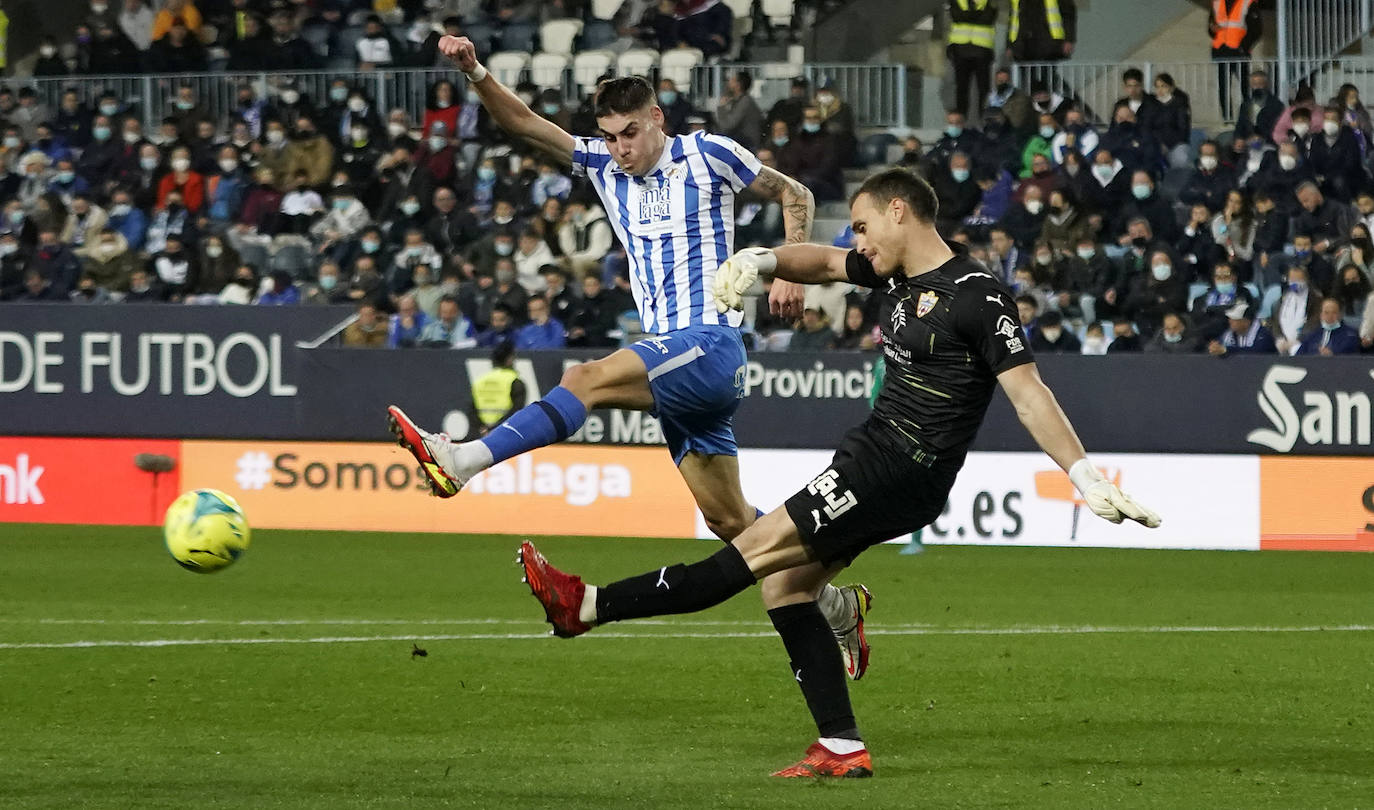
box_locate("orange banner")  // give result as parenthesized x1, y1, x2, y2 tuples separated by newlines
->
(0, 437, 182, 526)
(178, 441, 698, 537)
(1259, 457, 1374, 551)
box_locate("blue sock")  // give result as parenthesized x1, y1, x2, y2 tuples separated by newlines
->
(755, 507, 765, 519)
(479, 386, 588, 465)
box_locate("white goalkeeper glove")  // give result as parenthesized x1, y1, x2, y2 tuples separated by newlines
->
(712, 247, 776, 314)
(1068, 459, 1162, 528)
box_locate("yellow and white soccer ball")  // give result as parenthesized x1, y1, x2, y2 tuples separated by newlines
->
(163, 489, 251, 573)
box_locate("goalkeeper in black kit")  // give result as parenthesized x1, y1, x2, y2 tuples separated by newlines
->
(518, 168, 1162, 778)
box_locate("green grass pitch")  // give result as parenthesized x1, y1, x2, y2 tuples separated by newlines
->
(2, 525, 1372, 809)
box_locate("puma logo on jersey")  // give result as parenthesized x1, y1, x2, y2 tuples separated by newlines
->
(655, 567, 669, 589)
(986, 294, 1004, 306)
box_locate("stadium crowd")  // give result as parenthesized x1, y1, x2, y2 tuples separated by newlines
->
(1, 0, 1371, 357)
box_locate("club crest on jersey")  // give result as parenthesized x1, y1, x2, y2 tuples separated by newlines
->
(916, 290, 939, 318)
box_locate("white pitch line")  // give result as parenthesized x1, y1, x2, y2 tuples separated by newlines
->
(2, 625, 1373, 650)
(0, 618, 787, 628)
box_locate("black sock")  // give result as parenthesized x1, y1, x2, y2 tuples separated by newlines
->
(768, 602, 861, 740)
(595, 545, 756, 623)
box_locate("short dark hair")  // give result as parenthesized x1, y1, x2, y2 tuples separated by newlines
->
(735, 72, 753, 92)
(850, 168, 939, 224)
(593, 76, 655, 118)
(1039, 310, 1063, 327)
(1123, 68, 1144, 83)
(439, 293, 459, 308)
(493, 341, 516, 366)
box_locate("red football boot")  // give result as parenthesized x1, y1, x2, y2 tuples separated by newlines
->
(771, 741, 873, 778)
(518, 540, 591, 638)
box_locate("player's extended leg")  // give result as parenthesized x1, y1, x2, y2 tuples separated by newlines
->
(677, 452, 873, 680)
(519, 507, 872, 778)
(389, 349, 653, 496)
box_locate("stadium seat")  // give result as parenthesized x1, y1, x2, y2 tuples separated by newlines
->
(581, 19, 617, 50)
(659, 47, 703, 89)
(761, 0, 795, 27)
(1188, 282, 1209, 302)
(1258, 284, 1282, 319)
(540, 19, 584, 57)
(500, 22, 539, 53)
(488, 52, 533, 87)
(574, 50, 616, 94)
(531, 53, 570, 91)
(617, 48, 660, 80)
(463, 22, 496, 55)
(335, 26, 364, 60)
(301, 24, 331, 58)
(590, 0, 622, 20)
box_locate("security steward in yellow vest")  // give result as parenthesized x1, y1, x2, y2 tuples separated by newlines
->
(471, 341, 527, 434)
(1209, 0, 1262, 118)
(1006, 0, 1076, 63)
(948, 0, 998, 120)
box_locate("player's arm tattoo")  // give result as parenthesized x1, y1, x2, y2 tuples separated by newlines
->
(749, 167, 815, 245)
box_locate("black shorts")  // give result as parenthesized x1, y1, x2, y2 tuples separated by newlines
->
(783, 420, 959, 566)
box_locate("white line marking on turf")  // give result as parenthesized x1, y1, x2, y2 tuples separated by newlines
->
(3, 625, 1373, 650)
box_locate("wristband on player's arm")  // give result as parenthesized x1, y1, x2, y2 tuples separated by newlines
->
(1067, 458, 1104, 495)
(464, 63, 488, 83)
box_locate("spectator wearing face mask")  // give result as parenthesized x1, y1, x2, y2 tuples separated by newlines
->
(1115, 171, 1178, 243)
(1176, 203, 1222, 282)
(1028, 310, 1081, 353)
(999, 184, 1047, 249)
(656, 78, 695, 138)
(1293, 296, 1359, 355)
(80, 229, 136, 293)
(1234, 71, 1285, 145)
(1281, 106, 1317, 160)
(1179, 141, 1236, 213)
(931, 151, 982, 235)
(256, 269, 300, 306)
(337, 121, 384, 187)
(1079, 322, 1108, 355)
(1309, 107, 1364, 203)
(122, 267, 167, 302)
(775, 106, 845, 202)
(1081, 148, 1130, 215)
(1282, 232, 1336, 294)
(343, 302, 389, 347)
(413, 122, 458, 189)
(304, 261, 351, 306)
(422, 81, 462, 142)
(978, 108, 1022, 172)
(356, 14, 401, 69)
(1332, 263, 1371, 326)
(1098, 104, 1161, 175)
(285, 117, 334, 188)
(929, 110, 985, 174)
(558, 199, 614, 279)
(149, 234, 198, 301)
(1272, 84, 1323, 145)
(33, 37, 68, 76)
(390, 228, 444, 296)
(530, 161, 572, 207)
(1190, 261, 1254, 341)
(1049, 105, 1098, 164)
(191, 234, 239, 297)
(512, 229, 554, 294)
(1273, 264, 1323, 354)
(1039, 189, 1088, 255)
(155, 146, 204, 213)
(62, 195, 108, 252)
(311, 186, 372, 257)
(1144, 311, 1198, 353)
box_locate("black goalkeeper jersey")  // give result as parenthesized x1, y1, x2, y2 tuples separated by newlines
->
(846, 243, 1035, 465)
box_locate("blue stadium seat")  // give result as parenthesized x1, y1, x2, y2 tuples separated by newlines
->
(581, 20, 617, 50)
(463, 22, 496, 55)
(500, 22, 539, 53)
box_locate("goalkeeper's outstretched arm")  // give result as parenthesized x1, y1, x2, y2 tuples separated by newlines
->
(769, 244, 853, 284)
(997, 363, 1162, 528)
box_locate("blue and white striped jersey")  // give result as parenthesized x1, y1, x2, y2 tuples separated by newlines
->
(571, 132, 762, 334)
